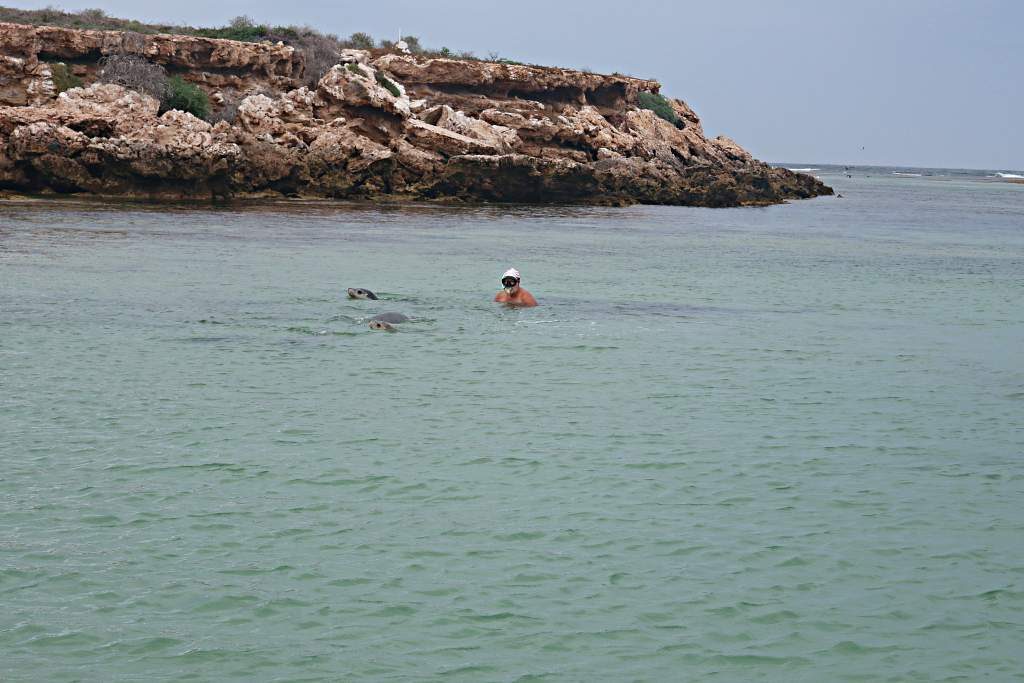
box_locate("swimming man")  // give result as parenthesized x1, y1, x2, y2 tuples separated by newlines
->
(494, 268, 538, 307)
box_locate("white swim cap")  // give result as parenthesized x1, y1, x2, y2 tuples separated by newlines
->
(502, 268, 521, 281)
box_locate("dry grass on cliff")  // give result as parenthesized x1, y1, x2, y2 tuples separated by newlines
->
(95, 54, 210, 119)
(0, 7, 383, 52)
(0, 6, 531, 68)
(97, 54, 167, 101)
(1, 6, 190, 35)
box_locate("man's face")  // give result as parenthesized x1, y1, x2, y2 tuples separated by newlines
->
(502, 277, 520, 295)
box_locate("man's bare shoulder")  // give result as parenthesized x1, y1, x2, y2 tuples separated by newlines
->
(494, 289, 538, 306)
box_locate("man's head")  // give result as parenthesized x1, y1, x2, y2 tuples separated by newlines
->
(501, 268, 521, 294)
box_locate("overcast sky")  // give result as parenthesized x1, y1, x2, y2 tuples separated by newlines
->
(8, 0, 1021, 169)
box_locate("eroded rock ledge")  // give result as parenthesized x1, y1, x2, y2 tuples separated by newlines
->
(0, 21, 831, 205)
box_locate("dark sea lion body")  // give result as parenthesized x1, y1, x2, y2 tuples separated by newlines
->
(368, 312, 410, 332)
(370, 313, 409, 324)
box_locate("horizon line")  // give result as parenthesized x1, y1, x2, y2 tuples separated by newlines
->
(770, 162, 1022, 173)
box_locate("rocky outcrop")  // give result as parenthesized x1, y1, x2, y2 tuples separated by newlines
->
(0, 21, 831, 205)
(0, 21, 301, 106)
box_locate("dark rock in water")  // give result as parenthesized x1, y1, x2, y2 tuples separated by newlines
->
(0, 21, 832, 206)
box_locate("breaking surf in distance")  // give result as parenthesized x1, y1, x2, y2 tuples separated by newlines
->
(774, 163, 1024, 183)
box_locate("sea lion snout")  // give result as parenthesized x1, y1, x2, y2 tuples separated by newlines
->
(368, 320, 395, 332)
(347, 287, 379, 300)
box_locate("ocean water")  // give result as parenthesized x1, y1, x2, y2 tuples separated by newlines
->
(2, 170, 1023, 681)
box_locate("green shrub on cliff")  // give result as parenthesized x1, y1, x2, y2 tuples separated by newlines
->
(375, 72, 401, 98)
(163, 76, 210, 120)
(195, 15, 271, 42)
(346, 63, 368, 78)
(49, 62, 82, 94)
(347, 32, 375, 49)
(194, 24, 269, 41)
(638, 91, 681, 127)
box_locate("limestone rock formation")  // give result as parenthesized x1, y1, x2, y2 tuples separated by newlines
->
(0, 21, 831, 205)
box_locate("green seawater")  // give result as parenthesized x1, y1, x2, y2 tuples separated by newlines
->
(2, 172, 1023, 681)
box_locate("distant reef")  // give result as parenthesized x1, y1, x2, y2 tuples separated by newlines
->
(0, 19, 832, 206)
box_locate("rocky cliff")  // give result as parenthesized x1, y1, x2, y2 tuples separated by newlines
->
(0, 22, 831, 205)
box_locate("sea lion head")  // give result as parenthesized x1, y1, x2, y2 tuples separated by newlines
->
(368, 320, 396, 332)
(347, 287, 379, 300)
